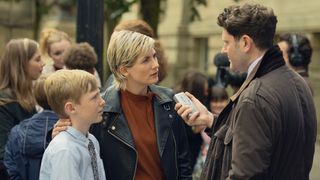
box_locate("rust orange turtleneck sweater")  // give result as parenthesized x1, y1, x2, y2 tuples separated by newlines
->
(120, 90, 165, 180)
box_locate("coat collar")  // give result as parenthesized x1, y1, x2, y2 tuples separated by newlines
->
(149, 85, 173, 104)
(230, 45, 285, 102)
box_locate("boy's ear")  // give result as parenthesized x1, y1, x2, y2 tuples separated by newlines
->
(64, 101, 76, 114)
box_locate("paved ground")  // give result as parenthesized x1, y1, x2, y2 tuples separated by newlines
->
(310, 142, 320, 180)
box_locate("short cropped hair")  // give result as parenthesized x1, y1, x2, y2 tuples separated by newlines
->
(114, 19, 169, 83)
(217, 3, 277, 50)
(278, 33, 312, 67)
(63, 42, 97, 74)
(107, 30, 155, 90)
(44, 69, 98, 118)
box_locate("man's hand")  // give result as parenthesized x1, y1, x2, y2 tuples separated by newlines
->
(175, 92, 214, 129)
(191, 125, 207, 134)
(52, 118, 72, 138)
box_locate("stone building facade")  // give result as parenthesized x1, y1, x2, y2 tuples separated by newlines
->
(1, 0, 320, 123)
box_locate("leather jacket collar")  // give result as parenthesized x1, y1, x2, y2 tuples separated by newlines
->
(101, 84, 175, 156)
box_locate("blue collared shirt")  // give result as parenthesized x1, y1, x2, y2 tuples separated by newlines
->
(39, 127, 106, 180)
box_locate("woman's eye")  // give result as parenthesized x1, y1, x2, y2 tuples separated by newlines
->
(92, 94, 98, 100)
(143, 57, 150, 63)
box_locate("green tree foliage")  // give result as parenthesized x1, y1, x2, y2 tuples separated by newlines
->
(104, 0, 137, 42)
(189, 0, 207, 22)
(139, 0, 162, 37)
(1, 0, 241, 39)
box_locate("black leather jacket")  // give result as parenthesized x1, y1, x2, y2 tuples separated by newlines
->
(91, 85, 192, 180)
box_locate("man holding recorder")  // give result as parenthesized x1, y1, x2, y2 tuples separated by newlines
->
(175, 3, 317, 180)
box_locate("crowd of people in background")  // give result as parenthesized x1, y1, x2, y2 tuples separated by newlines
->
(0, 2, 317, 180)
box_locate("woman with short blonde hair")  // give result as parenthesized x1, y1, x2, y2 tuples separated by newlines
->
(99, 30, 192, 179)
(107, 30, 155, 90)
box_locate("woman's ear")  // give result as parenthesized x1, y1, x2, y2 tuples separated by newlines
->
(119, 66, 128, 77)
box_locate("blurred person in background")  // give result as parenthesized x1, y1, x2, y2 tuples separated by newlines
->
(193, 86, 229, 180)
(63, 42, 101, 87)
(39, 28, 71, 73)
(211, 52, 246, 94)
(4, 74, 58, 180)
(175, 70, 209, 171)
(278, 33, 313, 95)
(208, 86, 229, 115)
(39, 28, 101, 87)
(0, 38, 44, 178)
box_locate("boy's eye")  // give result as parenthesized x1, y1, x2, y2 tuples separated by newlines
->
(54, 51, 63, 56)
(91, 93, 99, 100)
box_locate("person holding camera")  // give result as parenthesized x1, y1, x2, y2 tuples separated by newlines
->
(212, 52, 246, 94)
(175, 3, 317, 180)
(278, 33, 313, 95)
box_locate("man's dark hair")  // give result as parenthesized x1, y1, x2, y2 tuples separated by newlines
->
(278, 33, 312, 67)
(63, 42, 97, 74)
(217, 3, 277, 50)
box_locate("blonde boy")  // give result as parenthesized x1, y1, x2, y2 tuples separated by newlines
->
(39, 69, 106, 180)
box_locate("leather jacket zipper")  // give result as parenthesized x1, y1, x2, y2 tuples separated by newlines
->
(107, 130, 138, 180)
(172, 130, 179, 180)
